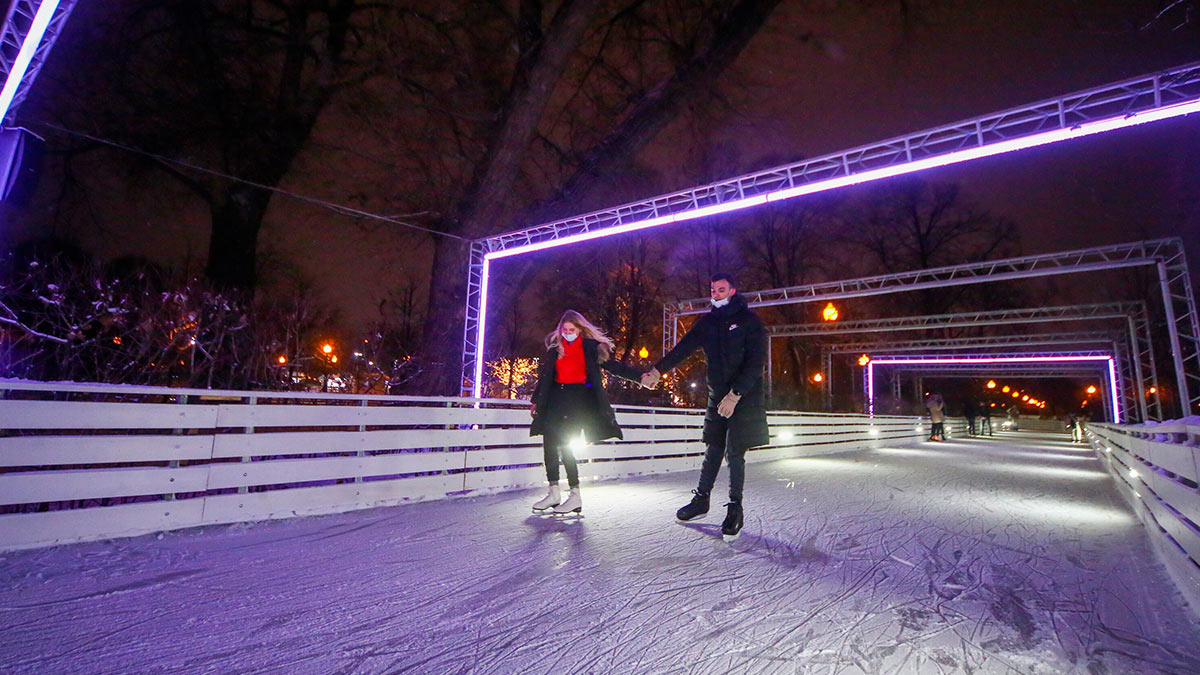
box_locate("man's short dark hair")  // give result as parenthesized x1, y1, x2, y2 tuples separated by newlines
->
(710, 272, 736, 287)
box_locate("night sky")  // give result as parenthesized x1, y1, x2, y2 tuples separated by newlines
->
(3, 0, 1199, 410)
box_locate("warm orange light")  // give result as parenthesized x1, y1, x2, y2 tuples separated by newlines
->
(858, 354, 870, 366)
(822, 302, 839, 321)
(986, 380, 996, 389)
(331, 355, 338, 364)
(1086, 385, 1097, 395)
(1021, 395, 1029, 401)
(278, 355, 287, 364)
(990, 403, 996, 407)
(322, 343, 333, 354)
(812, 372, 824, 383)
(1002, 385, 1011, 393)
(638, 346, 650, 359)
(112, 336, 122, 345)
(1012, 391, 1020, 398)
(1148, 387, 1157, 394)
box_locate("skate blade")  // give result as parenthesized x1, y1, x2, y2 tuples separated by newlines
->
(722, 532, 741, 542)
(532, 504, 560, 512)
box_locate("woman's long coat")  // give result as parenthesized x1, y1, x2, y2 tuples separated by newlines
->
(529, 338, 642, 442)
(653, 293, 770, 451)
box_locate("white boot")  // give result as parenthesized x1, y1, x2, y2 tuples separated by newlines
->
(532, 484, 561, 511)
(552, 487, 582, 514)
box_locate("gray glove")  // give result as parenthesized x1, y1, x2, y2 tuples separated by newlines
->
(717, 391, 741, 418)
(641, 368, 661, 389)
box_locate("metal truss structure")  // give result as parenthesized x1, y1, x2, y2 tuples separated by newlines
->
(762, 302, 1161, 421)
(0, 0, 78, 124)
(462, 60, 1200, 398)
(808, 330, 1153, 422)
(665, 240, 1195, 417)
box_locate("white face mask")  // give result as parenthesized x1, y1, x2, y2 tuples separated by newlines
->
(711, 297, 730, 308)
(562, 332, 579, 343)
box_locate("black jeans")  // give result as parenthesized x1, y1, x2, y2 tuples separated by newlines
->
(696, 417, 746, 502)
(542, 384, 590, 487)
(931, 422, 944, 440)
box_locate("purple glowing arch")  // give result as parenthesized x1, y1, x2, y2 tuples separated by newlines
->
(866, 354, 1120, 423)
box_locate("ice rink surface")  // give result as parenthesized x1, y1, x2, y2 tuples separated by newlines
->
(2, 431, 1199, 674)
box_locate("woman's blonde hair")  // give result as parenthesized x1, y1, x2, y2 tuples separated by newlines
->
(544, 309, 615, 362)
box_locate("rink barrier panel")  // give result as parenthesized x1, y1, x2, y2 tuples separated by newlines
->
(1089, 422, 1200, 613)
(0, 379, 940, 551)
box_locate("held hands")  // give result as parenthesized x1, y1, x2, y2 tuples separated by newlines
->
(717, 391, 741, 418)
(640, 368, 661, 389)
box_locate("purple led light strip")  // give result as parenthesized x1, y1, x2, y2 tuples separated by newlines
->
(0, 0, 61, 122)
(865, 355, 1119, 423)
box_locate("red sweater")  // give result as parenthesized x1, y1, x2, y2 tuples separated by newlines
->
(555, 338, 587, 384)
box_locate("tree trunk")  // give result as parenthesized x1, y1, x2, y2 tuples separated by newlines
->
(207, 183, 274, 293)
(411, 235, 472, 394)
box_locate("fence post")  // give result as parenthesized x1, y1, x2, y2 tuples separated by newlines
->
(239, 395, 256, 494)
(356, 398, 367, 483)
(166, 393, 188, 501)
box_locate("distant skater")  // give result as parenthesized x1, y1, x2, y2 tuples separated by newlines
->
(1007, 404, 1020, 431)
(926, 393, 946, 441)
(978, 400, 994, 436)
(963, 397, 978, 435)
(642, 272, 769, 541)
(529, 310, 643, 514)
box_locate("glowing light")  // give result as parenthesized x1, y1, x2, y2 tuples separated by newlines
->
(569, 432, 587, 451)
(331, 355, 338, 364)
(780, 431, 794, 440)
(112, 336, 122, 345)
(278, 355, 287, 365)
(1002, 385, 1011, 393)
(864, 354, 1120, 423)
(1129, 468, 1139, 479)
(858, 354, 870, 366)
(1086, 385, 1097, 394)
(868, 427, 879, 436)
(1148, 386, 1157, 394)
(987, 380, 996, 389)
(812, 372, 824, 383)
(638, 346, 650, 359)
(990, 403, 996, 407)
(0, 0, 63, 123)
(822, 302, 839, 321)
(1022, 395, 1029, 401)
(322, 343, 333, 354)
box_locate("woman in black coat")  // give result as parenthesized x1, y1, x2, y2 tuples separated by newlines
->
(529, 310, 642, 514)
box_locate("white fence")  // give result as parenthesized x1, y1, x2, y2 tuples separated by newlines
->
(0, 379, 935, 551)
(1089, 422, 1200, 612)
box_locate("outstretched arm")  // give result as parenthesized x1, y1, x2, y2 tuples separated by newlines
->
(600, 358, 643, 384)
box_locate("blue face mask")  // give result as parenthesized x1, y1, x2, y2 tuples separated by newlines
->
(711, 297, 730, 308)
(562, 332, 579, 343)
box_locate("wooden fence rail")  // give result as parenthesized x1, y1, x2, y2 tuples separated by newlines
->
(0, 379, 940, 551)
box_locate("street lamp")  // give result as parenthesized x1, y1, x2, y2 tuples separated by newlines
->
(822, 302, 839, 321)
(1086, 385, 1097, 395)
(638, 346, 650, 359)
(812, 372, 824, 383)
(1002, 385, 1010, 393)
(858, 354, 870, 366)
(986, 380, 996, 389)
(322, 343, 333, 355)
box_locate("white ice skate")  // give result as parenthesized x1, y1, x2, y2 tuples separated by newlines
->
(552, 487, 582, 515)
(532, 484, 561, 512)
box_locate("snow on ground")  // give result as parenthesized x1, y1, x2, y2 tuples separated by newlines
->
(2, 431, 1199, 674)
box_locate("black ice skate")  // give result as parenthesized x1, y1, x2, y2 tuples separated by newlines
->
(676, 489, 709, 521)
(721, 501, 743, 542)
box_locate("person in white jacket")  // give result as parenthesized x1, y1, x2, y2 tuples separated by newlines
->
(925, 393, 946, 441)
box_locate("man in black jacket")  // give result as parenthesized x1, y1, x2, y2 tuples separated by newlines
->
(642, 272, 769, 541)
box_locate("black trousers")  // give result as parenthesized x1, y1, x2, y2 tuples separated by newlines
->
(696, 416, 746, 502)
(542, 384, 590, 487)
(979, 417, 993, 435)
(931, 422, 945, 440)
(966, 416, 976, 434)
